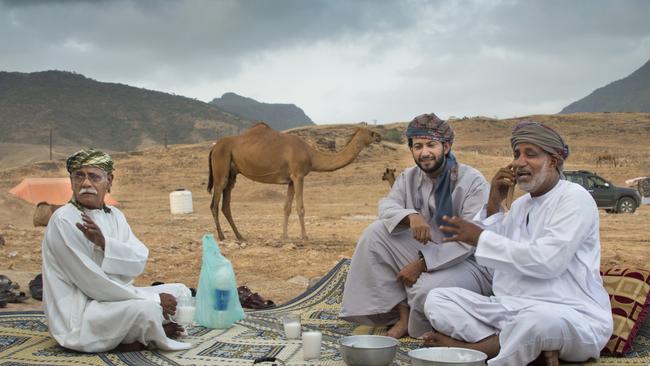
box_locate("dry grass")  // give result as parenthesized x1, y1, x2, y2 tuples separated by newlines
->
(0, 112, 649, 311)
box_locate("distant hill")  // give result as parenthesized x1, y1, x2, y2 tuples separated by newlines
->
(560, 59, 650, 114)
(210, 92, 314, 131)
(0, 71, 253, 151)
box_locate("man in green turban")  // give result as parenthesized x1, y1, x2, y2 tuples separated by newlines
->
(41, 149, 193, 352)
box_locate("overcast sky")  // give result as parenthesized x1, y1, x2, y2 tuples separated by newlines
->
(2, 0, 649, 124)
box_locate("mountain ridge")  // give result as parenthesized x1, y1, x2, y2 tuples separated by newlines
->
(0, 70, 253, 151)
(560, 59, 650, 114)
(210, 92, 314, 131)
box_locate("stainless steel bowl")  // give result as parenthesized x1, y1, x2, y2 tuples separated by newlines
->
(408, 347, 487, 366)
(339, 335, 399, 366)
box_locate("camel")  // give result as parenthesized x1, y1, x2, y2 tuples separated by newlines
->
(382, 167, 396, 188)
(208, 123, 382, 240)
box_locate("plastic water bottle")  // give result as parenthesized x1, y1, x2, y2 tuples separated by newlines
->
(214, 265, 232, 328)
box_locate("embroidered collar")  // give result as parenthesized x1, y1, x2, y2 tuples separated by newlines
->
(69, 197, 111, 213)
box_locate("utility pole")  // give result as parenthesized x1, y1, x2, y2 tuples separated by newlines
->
(49, 128, 53, 160)
(164, 131, 168, 149)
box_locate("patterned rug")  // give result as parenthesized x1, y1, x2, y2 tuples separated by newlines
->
(1, 259, 650, 365)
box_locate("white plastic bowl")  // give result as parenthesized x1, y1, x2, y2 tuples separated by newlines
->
(408, 347, 487, 366)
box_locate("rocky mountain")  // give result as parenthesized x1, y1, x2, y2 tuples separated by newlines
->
(210, 92, 314, 131)
(0, 71, 253, 151)
(560, 59, 650, 114)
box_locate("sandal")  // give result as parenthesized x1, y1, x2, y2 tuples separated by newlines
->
(0, 292, 8, 308)
(0, 274, 28, 303)
(1, 289, 28, 303)
(29, 274, 43, 301)
(237, 286, 276, 309)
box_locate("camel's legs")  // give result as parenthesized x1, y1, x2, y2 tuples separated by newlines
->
(208, 144, 232, 240)
(282, 182, 295, 240)
(293, 175, 307, 240)
(210, 188, 226, 240)
(222, 169, 244, 241)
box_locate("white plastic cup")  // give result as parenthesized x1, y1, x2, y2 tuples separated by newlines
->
(282, 313, 301, 339)
(174, 296, 196, 326)
(302, 330, 322, 360)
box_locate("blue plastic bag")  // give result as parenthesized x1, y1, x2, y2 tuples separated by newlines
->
(195, 234, 245, 329)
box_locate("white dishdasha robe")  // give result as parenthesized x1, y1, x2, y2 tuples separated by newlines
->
(42, 204, 192, 352)
(340, 164, 493, 337)
(424, 179, 613, 365)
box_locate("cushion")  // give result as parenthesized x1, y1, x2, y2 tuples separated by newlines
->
(600, 268, 650, 356)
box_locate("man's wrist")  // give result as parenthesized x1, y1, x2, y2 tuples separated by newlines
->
(418, 251, 428, 272)
(470, 228, 483, 246)
(486, 200, 501, 216)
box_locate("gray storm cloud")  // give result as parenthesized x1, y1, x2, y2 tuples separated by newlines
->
(1, 0, 649, 123)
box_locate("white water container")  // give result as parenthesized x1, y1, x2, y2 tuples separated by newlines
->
(170, 189, 193, 214)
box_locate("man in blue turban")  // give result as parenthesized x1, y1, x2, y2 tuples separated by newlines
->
(340, 113, 493, 338)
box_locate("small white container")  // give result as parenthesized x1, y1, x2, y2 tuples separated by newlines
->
(170, 189, 193, 214)
(302, 331, 322, 360)
(283, 314, 302, 339)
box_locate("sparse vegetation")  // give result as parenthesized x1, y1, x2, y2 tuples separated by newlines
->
(381, 128, 404, 144)
(0, 71, 253, 151)
(1, 113, 649, 307)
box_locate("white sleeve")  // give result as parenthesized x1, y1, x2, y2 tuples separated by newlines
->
(475, 191, 594, 279)
(45, 215, 155, 302)
(102, 211, 149, 277)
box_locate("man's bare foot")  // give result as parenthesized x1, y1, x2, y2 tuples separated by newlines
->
(163, 322, 184, 338)
(422, 331, 500, 359)
(386, 318, 409, 338)
(386, 303, 410, 338)
(114, 342, 146, 352)
(422, 331, 468, 347)
(542, 351, 559, 366)
(528, 350, 560, 366)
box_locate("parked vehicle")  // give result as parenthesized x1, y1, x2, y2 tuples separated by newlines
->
(564, 170, 641, 213)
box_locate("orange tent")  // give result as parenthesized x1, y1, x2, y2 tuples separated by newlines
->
(9, 178, 118, 206)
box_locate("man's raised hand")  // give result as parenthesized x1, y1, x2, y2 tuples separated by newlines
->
(487, 164, 516, 216)
(439, 215, 482, 246)
(76, 213, 106, 250)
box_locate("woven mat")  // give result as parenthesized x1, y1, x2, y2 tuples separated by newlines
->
(1, 259, 650, 365)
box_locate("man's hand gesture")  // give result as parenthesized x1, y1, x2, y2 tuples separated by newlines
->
(397, 258, 426, 287)
(408, 213, 432, 244)
(487, 164, 515, 216)
(159, 293, 177, 320)
(440, 215, 483, 246)
(76, 213, 106, 250)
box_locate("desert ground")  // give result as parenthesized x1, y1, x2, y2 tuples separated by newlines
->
(1, 113, 649, 312)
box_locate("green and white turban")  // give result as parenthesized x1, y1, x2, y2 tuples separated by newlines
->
(66, 149, 114, 174)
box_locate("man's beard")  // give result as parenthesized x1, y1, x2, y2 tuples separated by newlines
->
(415, 154, 446, 174)
(517, 160, 550, 193)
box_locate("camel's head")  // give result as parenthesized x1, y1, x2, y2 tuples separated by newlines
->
(382, 168, 396, 181)
(357, 128, 382, 145)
